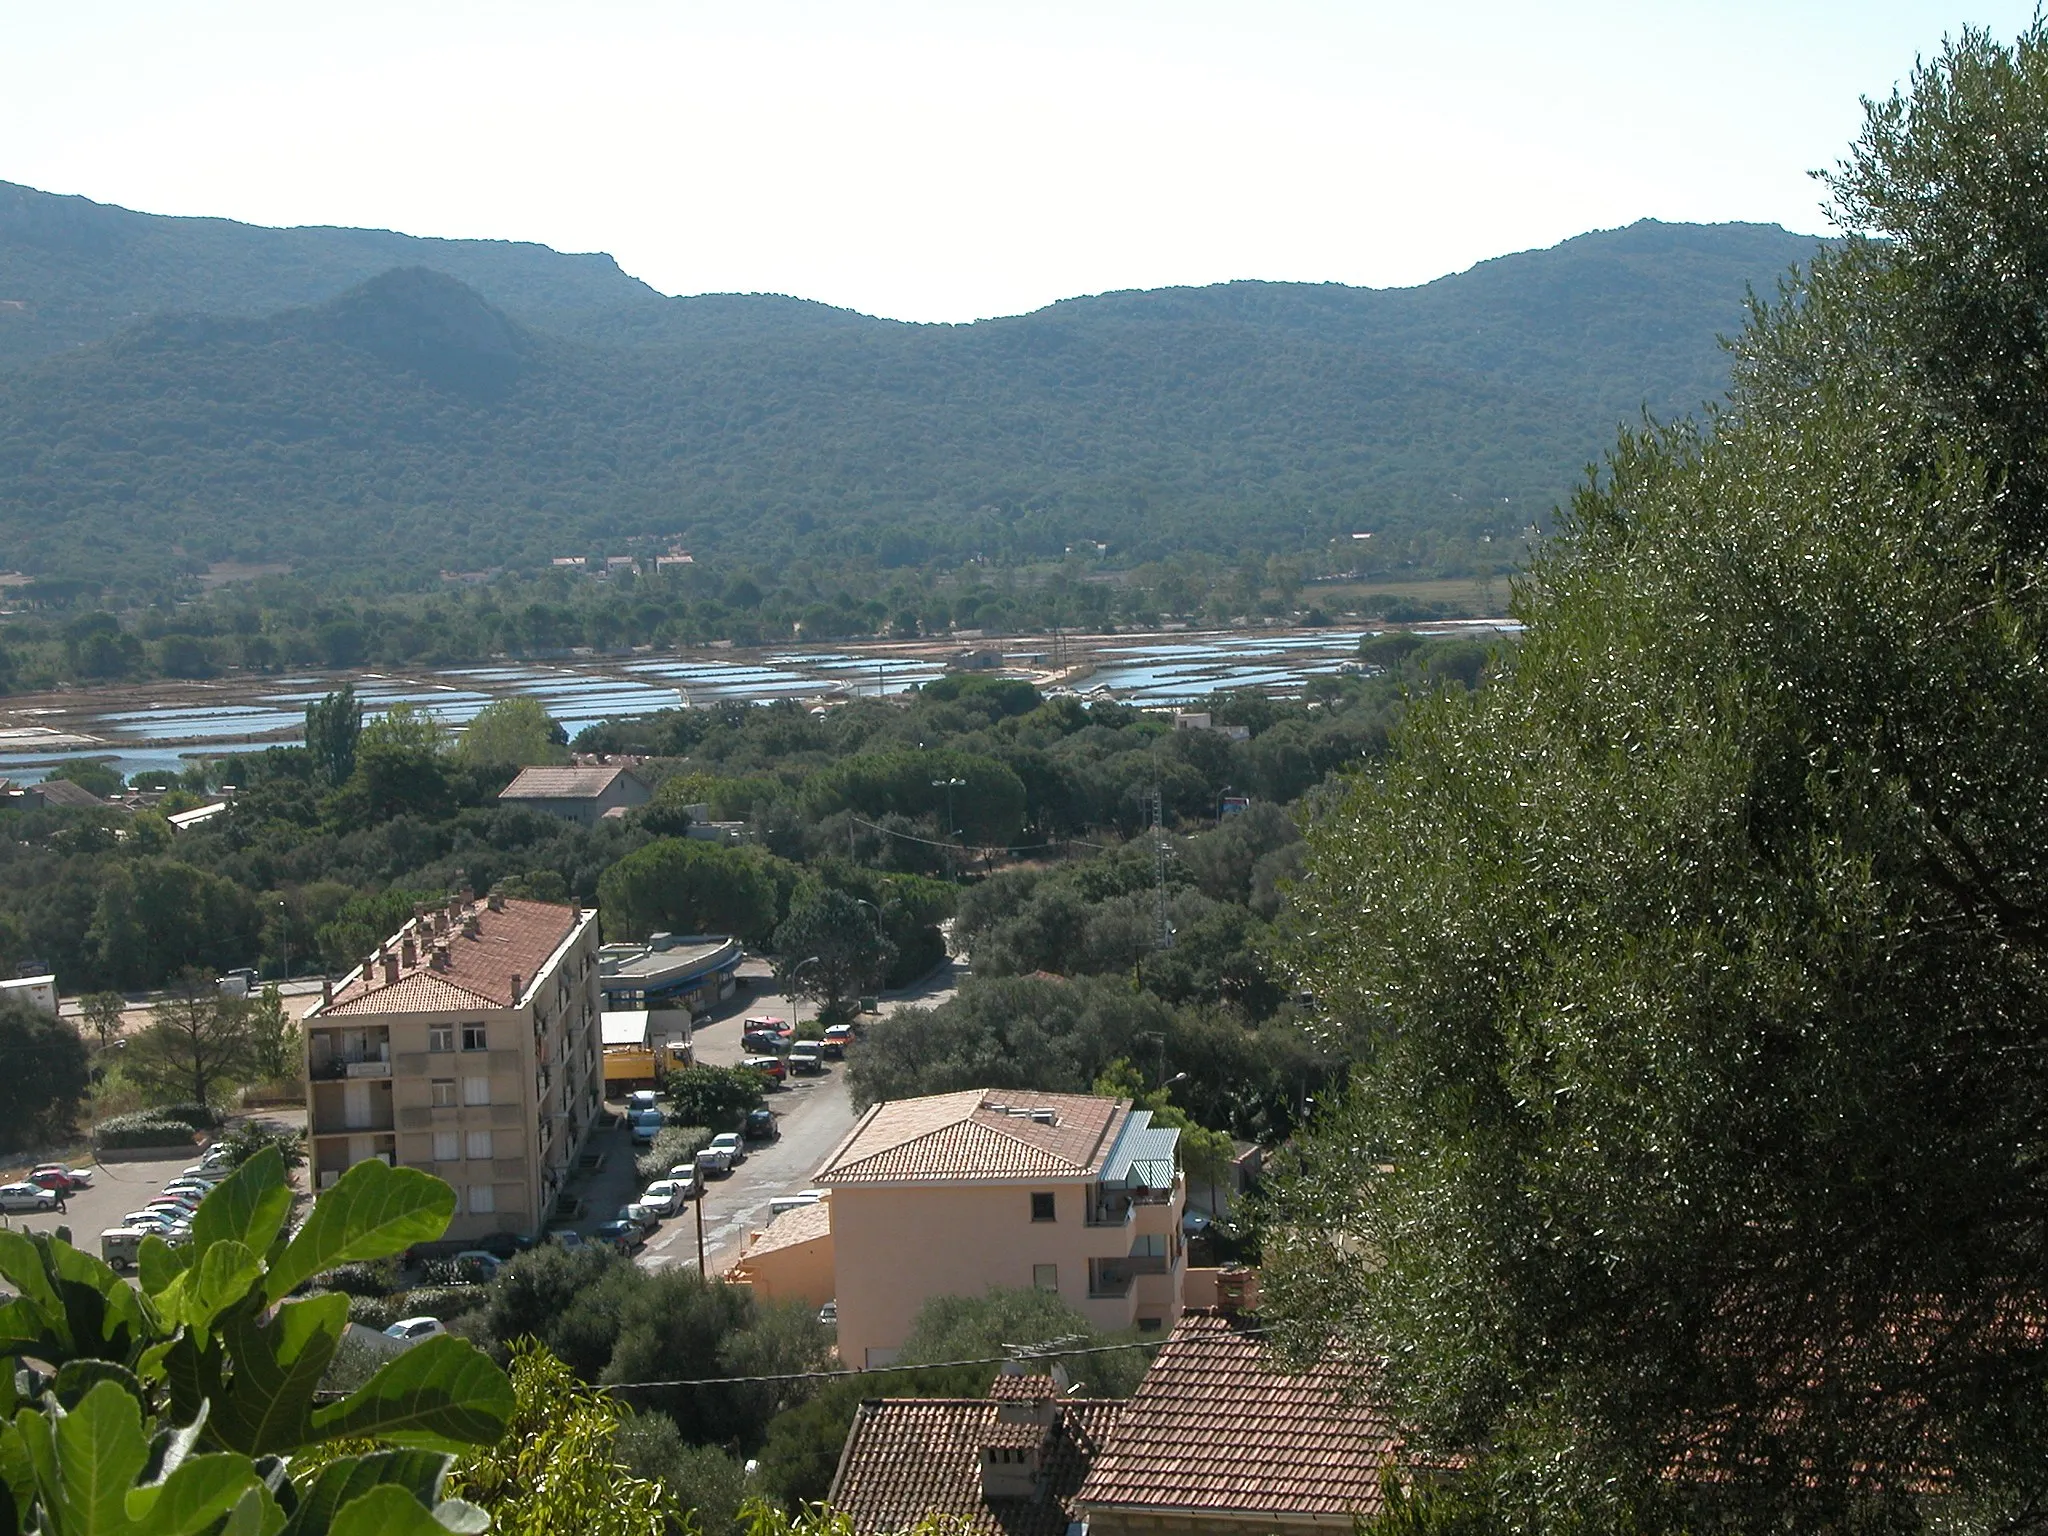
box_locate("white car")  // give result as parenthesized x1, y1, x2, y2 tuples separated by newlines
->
(178, 1167, 226, 1184)
(0, 1183, 58, 1213)
(706, 1133, 745, 1167)
(667, 1162, 703, 1195)
(123, 1211, 189, 1233)
(383, 1316, 446, 1344)
(160, 1182, 215, 1200)
(696, 1145, 732, 1175)
(640, 1180, 687, 1216)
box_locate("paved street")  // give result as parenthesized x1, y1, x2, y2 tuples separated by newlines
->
(628, 959, 957, 1273)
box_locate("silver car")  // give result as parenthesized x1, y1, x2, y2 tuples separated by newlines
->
(0, 1183, 57, 1213)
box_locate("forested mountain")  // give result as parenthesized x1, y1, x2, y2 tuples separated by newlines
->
(0, 181, 1822, 586)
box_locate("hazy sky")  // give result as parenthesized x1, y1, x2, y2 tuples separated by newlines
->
(6, 2, 2037, 323)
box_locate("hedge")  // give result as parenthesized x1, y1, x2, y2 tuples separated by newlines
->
(635, 1124, 712, 1185)
(94, 1108, 215, 1149)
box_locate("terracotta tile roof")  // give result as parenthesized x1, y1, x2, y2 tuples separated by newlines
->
(743, 1199, 832, 1258)
(1075, 1310, 1399, 1522)
(987, 1374, 1060, 1402)
(830, 1398, 1121, 1536)
(498, 765, 642, 800)
(318, 898, 585, 1015)
(816, 1090, 1128, 1186)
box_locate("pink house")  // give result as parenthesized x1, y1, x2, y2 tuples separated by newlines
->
(816, 1089, 1187, 1368)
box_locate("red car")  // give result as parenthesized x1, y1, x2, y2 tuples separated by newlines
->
(28, 1167, 91, 1193)
(741, 1054, 787, 1083)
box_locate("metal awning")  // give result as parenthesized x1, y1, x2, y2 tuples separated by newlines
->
(1101, 1110, 1179, 1191)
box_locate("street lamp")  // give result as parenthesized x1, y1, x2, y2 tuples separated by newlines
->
(930, 777, 966, 840)
(277, 900, 290, 984)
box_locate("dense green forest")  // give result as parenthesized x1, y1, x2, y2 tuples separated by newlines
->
(0, 180, 1818, 594)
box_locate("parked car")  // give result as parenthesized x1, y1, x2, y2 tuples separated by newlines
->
(100, 1228, 149, 1268)
(30, 1164, 93, 1190)
(629, 1109, 665, 1145)
(707, 1132, 746, 1168)
(667, 1161, 704, 1196)
(1181, 1209, 1213, 1238)
(546, 1229, 586, 1251)
(818, 1299, 838, 1326)
(160, 1180, 217, 1200)
(447, 1250, 504, 1282)
(626, 1090, 660, 1114)
(383, 1316, 447, 1345)
(696, 1145, 733, 1176)
(122, 1210, 188, 1232)
(821, 1024, 855, 1059)
(181, 1164, 227, 1181)
(216, 967, 261, 998)
(466, 1231, 538, 1260)
(593, 1220, 646, 1253)
(787, 1044, 825, 1076)
(740, 1055, 786, 1083)
(744, 1107, 779, 1141)
(149, 1193, 202, 1212)
(640, 1180, 688, 1216)
(741, 1028, 786, 1054)
(744, 1015, 792, 1039)
(618, 1201, 665, 1233)
(0, 1183, 58, 1213)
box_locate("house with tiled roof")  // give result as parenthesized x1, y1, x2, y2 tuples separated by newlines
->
(497, 764, 650, 826)
(829, 1373, 1121, 1536)
(726, 1198, 836, 1308)
(1074, 1286, 1404, 1535)
(300, 892, 603, 1242)
(816, 1089, 1186, 1368)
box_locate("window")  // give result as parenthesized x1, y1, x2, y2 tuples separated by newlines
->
(1137, 1316, 1164, 1333)
(467, 1184, 495, 1214)
(1030, 1192, 1056, 1223)
(1032, 1264, 1059, 1293)
(430, 1079, 456, 1108)
(466, 1129, 493, 1161)
(433, 1131, 460, 1162)
(462, 1023, 488, 1052)
(463, 1075, 491, 1106)
(427, 1027, 454, 1054)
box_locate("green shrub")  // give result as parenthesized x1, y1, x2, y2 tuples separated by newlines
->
(635, 1123, 712, 1184)
(93, 1108, 209, 1148)
(345, 1292, 402, 1330)
(324, 1258, 402, 1297)
(403, 1285, 490, 1323)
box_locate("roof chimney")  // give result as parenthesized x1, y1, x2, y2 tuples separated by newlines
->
(321, 978, 333, 1008)
(462, 914, 481, 939)
(509, 972, 523, 1004)
(487, 891, 505, 912)
(401, 937, 417, 968)
(381, 953, 400, 985)
(1215, 1265, 1261, 1316)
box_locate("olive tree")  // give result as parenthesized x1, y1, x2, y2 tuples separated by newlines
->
(1264, 23, 2048, 1533)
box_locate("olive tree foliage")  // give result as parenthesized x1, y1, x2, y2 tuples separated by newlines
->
(1262, 26, 2048, 1535)
(0, 1149, 515, 1533)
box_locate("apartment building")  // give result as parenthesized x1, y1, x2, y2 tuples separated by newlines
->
(816, 1089, 1186, 1368)
(301, 893, 603, 1243)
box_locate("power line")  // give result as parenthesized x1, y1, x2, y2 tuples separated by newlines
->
(592, 1332, 1215, 1393)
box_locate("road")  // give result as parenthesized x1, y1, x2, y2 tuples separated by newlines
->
(629, 959, 958, 1274)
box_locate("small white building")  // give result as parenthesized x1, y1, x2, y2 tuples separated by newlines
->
(497, 765, 651, 828)
(0, 975, 58, 1016)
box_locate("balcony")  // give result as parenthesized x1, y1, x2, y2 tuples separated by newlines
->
(312, 1057, 390, 1081)
(307, 1028, 391, 1081)
(1088, 1258, 1134, 1299)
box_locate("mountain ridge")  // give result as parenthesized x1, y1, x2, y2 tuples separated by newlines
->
(0, 180, 1825, 588)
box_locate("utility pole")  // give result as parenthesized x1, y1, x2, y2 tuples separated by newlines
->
(933, 777, 966, 877)
(694, 1186, 705, 1272)
(1151, 785, 1173, 951)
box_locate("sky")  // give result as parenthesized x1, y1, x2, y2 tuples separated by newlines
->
(5, 2, 2040, 323)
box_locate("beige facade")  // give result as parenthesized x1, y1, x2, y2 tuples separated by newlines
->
(302, 894, 604, 1243)
(725, 1200, 836, 1307)
(816, 1090, 1186, 1369)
